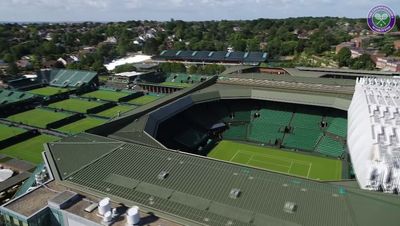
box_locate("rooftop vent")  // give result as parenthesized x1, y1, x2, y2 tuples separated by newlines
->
(98, 197, 111, 216)
(102, 211, 112, 225)
(229, 188, 241, 199)
(126, 206, 141, 226)
(283, 201, 297, 213)
(158, 171, 169, 180)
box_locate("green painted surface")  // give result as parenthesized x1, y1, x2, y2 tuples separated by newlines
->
(81, 90, 130, 102)
(0, 135, 59, 163)
(8, 108, 72, 128)
(208, 140, 342, 181)
(127, 95, 160, 105)
(0, 124, 26, 141)
(49, 98, 104, 113)
(28, 87, 70, 96)
(96, 105, 136, 118)
(57, 117, 106, 134)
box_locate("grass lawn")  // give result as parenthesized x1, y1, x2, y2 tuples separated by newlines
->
(49, 98, 104, 113)
(127, 95, 160, 105)
(0, 124, 26, 141)
(208, 140, 342, 181)
(96, 105, 136, 118)
(8, 108, 71, 128)
(159, 82, 192, 88)
(0, 135, 60, 164)
(57, 117, 106, 134)
(28, 87, 71, 96)
(81, 90, 130, 102)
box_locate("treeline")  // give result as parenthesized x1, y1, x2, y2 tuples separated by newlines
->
(160, 62, 225, 75)
(336, 47, 376, 70)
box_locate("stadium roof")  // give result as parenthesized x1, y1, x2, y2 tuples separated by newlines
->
(45, 133, 400, 226)
(0, 89, 35, 106)
(284, 67, 400, 78)
(155, 50, 268, 64)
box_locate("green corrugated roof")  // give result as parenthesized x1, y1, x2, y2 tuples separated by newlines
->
(47, 136, 400, 226)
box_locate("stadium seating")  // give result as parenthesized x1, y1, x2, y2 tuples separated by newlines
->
(326, 117, 347, 137)
(316, 136, 345, 157)
(255, 108, 293, 126)
(290, 111, 322, 129)
(49, 70, 96, 88)
(166, 73, 200, 84)
(283, 128, 322, 151)
(248, 122, 283, 144)
(223, 124, 248, 140)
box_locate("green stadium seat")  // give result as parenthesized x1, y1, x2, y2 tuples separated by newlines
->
(248, 122, 283, 144)
(223, 124, 248, 140)
(283, 128, 322, 151)
(290, 112, 322, 129)
(316, 136, 345, 157)
(326, 117, 347, 137)
(255, 109, 292, 126)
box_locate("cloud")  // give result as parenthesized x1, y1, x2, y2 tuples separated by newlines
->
(0, 0, 398, 21)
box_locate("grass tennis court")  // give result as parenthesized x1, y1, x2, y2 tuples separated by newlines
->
(49, 98, 104, 113)
(28, 86, 71, 96)
(0, 135, 59, 164)
(8, 108, 72, 128)
(208, 140, 342, 181)
(81, 90, 131, 102)
(0, 124, 26, 141)
(57, 117, 106, 134)
(160, 82, 192, 88)
(96, 105, 136, 118)
(127, 95, 160, 105)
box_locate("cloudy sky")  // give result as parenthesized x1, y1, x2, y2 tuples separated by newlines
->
(0, 0, 399, 22)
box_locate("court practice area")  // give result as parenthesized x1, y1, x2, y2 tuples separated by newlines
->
(28, 86, 71, 96)
(0, 135, 60, 164)
(208, 140, 342, 181)
(81, 90, 130, 102)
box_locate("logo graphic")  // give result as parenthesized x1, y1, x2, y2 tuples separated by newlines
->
(367, 5, 396, 33)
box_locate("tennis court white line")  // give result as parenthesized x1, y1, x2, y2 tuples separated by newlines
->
(306, 163, 312, 178)
(248, 157, 291, 170)
(288, 161, 294, 173)
(229, 151, 241, 161)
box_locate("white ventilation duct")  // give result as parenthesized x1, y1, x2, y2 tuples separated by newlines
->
(98, 197, 111, 215)
(102, 210, 112, 224)
(126, 206, 140, 225)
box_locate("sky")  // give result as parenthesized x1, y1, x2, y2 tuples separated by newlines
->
(0, 0, 399, 22)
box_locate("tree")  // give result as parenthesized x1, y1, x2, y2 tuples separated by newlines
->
(187, 65, 198, 74)
(143, 38, 160, 55)
(381, 44, 394, 56)
(337, 47, 351, 67)
(114, 64, 136, 73)
(6, 62, 18, 76)
(350, 54, 375, 70)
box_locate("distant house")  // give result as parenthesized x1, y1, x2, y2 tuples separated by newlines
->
(297, 34, 309, 40)
(394, 40, 400, 51)
(376, 57, 400, 72)
(16, 59, 31, 69)
(350, 48, 364, 58)
(57, 58, 68, 66)
(103, 36, 117, 45)
(42, 60, 58, 69)
(0, 60, 8, 69)
(336, 42, 355, 54)
(79, 46, 96, 55)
